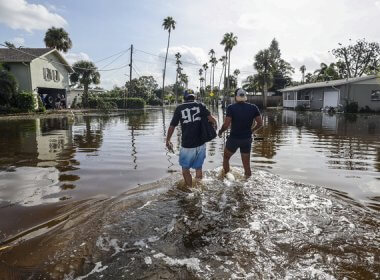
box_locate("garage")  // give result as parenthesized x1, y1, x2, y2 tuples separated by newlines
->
(38, 87, 67, 109)
(323, 90, 339, 108)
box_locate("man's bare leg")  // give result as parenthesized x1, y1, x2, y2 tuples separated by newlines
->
(195, 169, 202, 180)
(241, 152, 251, 178)
(223, 148, 234, 174)
(182, 168, 192, 187)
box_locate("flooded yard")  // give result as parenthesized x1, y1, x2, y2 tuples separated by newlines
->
(0, 108, 379, 279)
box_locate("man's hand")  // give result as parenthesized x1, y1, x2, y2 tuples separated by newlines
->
(166, 140, 174, 153)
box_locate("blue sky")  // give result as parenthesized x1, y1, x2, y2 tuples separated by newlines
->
(1, 0, 380, 89)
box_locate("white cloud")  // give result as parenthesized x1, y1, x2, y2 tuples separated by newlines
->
(0, 0, 67, 32)
(11, 37, 25, 47)
(63, 52, 90, 65)
(375, 1, 380, 9)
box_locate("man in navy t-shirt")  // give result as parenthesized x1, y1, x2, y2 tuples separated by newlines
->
(166, 90, 217, 187)
(218, 88, 263, 178)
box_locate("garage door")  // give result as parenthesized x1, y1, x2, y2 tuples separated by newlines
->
(323, 90, 339, 108)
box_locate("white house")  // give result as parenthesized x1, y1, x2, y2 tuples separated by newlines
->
(0, 48, 73, 109)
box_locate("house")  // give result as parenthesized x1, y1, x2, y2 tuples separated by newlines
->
(67, 87, 105, 108)
(280, 75, 380, 111)
(0, 48, 73, 109)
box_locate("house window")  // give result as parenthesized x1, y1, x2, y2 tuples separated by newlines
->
(43, 68, 60, 82)
(371, 90, 380, 101)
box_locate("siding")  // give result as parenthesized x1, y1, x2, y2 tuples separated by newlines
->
(7, 62, 32, 91)
(30, 52, 70, 91)
(350, 84, 380, 111)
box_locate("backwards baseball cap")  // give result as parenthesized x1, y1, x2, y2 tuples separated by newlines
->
(184, 89, 195, 100)
(235, 88, 247, 102)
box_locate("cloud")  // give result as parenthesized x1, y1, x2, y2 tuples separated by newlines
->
(376, 1, 380, 9)
(63, 52, 90, 65)
(0, 0, 67, 32)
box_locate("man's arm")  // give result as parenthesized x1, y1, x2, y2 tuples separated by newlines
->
(218, 116, 232, 137)
(166, 126, 175, 151)
(251, 115, 263, 134)
(207, 115, 217, 128)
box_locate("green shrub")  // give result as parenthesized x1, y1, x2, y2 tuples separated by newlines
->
(97, 98, 117, 113)
(295, 104, 306, 111)
(14, 91, 35, 111)
(126, 98, 145, 109)
(147, 96, 162, 106)
(359, 106, 375, 113)
(37, 95, 46, 112)
(344, 101, 358, 113)
(0, 69, 18, 106)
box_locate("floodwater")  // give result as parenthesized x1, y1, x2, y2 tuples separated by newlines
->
(0, 108, 379, 279)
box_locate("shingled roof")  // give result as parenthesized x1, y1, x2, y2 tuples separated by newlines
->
(0, 48, 54, 62)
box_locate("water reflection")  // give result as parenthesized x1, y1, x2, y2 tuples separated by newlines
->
(0, 109, 379, 237)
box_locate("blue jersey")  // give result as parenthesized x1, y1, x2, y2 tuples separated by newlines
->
(226, 102, 261, 139)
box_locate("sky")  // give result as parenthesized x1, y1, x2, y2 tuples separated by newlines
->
(1, 0, 380, 90)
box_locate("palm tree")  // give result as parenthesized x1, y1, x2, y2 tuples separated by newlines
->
(179, 73, 188, 89)
(220, 32, 238, 102)
(218, 55, 227, 90)
(299, 65, 306, 83)
(208, 49, 215, 88)
(70, 60, 100, 108)
(44, 27, 72, 53)
(199, 68, 203, 90)
(254, 49, 272, 107)
(202, 63, 209, 101)
(4, 41, 15, 48)
(174, 52, 182, 104)
(161, 16, 176, 105)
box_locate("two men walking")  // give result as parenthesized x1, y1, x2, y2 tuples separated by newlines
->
(166, 88, 263, 187)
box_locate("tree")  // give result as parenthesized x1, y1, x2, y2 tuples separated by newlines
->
(179, 73, 188, 88)
(70, 60, 100, 108)
(199, 68, 203, 91)
(174, 52, 182, 104)
(44, 27, 72, 53)
(299, 65, 306, 83)
(0, 67, 18, 106)
(218, 55, 227, 90)
(220, 32, 238, 97)
(253, 39, 294, 107)
(4, 41, 15, 48)
(161, 16, 176, 104)
(202, 63, 209, 101)
(331, 39, 380, 78)
(125, 76, 158, 100)
(314, 62, 340, 81)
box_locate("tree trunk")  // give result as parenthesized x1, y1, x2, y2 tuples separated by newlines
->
(162, 30, 171, 105)
(83, 83, 89, 108)
(175, 71, 178, 104)
(263, 81, 268, 108)
(204, 71, 207, 102)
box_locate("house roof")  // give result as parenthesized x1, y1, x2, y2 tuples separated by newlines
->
(0, 48, 53, 62)
(0, 48, 73, 73)
(280, 75, 378, 92)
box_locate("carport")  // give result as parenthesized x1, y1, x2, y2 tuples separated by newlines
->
(38, 87, 67, 109)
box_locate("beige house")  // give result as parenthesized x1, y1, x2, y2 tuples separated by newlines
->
(280, 75, 380, 111)
(0, 48, 73, 109)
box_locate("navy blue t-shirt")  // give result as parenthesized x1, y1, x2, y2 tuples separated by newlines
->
(226, 102, 261, 139)
(170, 101, 210, 148)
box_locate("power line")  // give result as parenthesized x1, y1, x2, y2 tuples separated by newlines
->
(95, 48, 130, 63)
(0, 43, 129, 72)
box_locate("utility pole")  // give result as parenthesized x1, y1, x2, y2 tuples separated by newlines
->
(126, 44, 133, 108)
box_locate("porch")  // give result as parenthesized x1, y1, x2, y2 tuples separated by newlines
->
(283, 91, 310, 109)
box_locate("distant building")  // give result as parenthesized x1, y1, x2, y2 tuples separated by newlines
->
(280, 75, 380, 111)
(0, 48, 73, 109)
(67, 87, 105, 108)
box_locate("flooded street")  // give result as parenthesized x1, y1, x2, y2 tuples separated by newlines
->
(0, 108, 379, 279)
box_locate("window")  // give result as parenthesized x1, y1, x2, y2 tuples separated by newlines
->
(371, 90, 380, 101)
(43, 68, 59, 82)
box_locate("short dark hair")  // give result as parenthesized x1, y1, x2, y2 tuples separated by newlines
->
(184, 94, 195, 101)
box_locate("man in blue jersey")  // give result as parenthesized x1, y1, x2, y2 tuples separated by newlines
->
(166, 90, 217, 187)
(218, 88, 263, 178)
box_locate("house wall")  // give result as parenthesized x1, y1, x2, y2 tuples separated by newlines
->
(7, 62, 32, 91)
(309, 88, 324, 110)
(349, 83, 380, 111)
(30, 52, 70, 91)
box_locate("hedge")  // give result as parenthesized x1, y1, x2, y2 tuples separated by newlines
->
(88, 97, 145, 109)
(14, 91, 35, 111)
